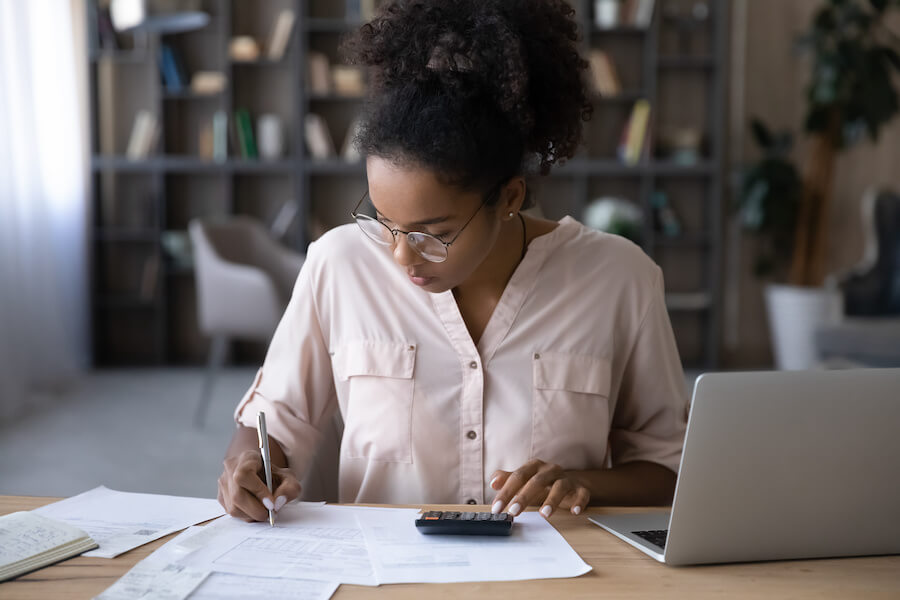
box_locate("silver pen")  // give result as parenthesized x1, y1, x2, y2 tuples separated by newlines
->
(257, 411, 275, 527)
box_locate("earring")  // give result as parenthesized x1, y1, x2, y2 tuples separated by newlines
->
(508, 212, 514, 218)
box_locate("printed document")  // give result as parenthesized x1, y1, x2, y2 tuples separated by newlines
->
(35, 486, 224, 558)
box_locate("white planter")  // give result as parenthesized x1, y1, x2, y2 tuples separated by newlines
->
(764, 284, 843, 370)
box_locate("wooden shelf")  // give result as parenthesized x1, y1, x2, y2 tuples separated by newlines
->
(658, 55, 715, 69)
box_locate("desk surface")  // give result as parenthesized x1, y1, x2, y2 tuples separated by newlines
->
(2, 496, 898, 599)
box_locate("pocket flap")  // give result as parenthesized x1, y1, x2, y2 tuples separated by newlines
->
(333, 341, 416, 381)
(533, 352, 610, 396)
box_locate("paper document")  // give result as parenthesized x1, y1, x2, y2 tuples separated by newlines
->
(35, 486, 224, 558)
(356, 509, 592, 584)
(188, 573, 339, 600)
(180, 504, 378, 586)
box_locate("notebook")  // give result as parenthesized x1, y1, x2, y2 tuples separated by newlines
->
(0, 511, 98, 581)
(590, 368, 900, 565)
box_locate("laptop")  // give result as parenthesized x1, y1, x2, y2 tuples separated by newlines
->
(590, 368, 900, 566)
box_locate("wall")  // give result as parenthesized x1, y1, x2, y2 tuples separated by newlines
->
(723, 0, 900, 367)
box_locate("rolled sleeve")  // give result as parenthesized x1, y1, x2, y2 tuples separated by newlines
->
(609, 268, 688, 473)
(235, 247, 338, 483)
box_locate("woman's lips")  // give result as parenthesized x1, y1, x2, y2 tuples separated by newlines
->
(408, 273, 435, 286)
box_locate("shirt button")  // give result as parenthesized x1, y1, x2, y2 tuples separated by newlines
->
(467, 499, 477, 505)
(466, 430, 477, 440)
(469, 361, 478, 369)
(534, 352, 541, 359)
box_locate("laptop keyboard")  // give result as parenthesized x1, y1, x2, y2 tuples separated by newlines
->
(632, 529, 668, 549)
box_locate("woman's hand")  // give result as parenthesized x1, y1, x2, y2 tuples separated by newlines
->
(217, 449, 302, 522)
(489, 458, 590, 519)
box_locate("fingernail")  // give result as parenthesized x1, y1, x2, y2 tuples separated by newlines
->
(540, 505, 552, 518)
(262, 497, 274, 510)
(509, 502, 521, 516)
(572, 506, 582, 515)
(491, 500, 504, 514)
(489, 476, 500, 489)
(274, 496, 287, 511)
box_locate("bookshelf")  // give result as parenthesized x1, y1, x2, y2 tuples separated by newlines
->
(87, 0, 726, 370)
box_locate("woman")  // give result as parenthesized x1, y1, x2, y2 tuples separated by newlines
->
(218, 0, 687, 522)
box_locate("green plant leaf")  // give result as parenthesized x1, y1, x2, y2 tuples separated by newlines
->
(750, 118, 774, 150)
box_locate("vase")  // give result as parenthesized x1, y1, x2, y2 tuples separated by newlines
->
(764, 284, 843, 370)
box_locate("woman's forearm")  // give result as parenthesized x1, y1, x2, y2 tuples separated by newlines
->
(567, 461, 677, 506)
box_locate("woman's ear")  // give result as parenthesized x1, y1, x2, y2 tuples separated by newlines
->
(496, 177, 527, 221)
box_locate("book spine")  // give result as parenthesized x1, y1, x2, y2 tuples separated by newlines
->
(235, 109, 257, 158)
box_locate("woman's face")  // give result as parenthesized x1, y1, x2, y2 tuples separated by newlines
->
(365, 156, 506, 294)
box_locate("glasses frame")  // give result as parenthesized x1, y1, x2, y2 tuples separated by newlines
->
(350, 183, 502, 263)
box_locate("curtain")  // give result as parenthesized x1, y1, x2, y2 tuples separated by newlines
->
(0, 0, 90, 420)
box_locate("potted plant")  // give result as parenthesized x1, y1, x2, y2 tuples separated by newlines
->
(739, 0, 900, 369)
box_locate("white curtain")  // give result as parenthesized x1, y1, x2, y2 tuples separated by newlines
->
(0, 0, 90, 419)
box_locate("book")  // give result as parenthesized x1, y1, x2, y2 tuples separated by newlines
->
(304, 113, 336, 159)
(588, 50, 621, 97)
(617, 99, 651, 166)
(159, 44, 188, 93)
(267, 9, 296, 60)
(125, 110, 159, 159)
(308, 52, 332, 94)
(212, 110, 228, 162)
(234, 109, 258, 159)
(634, 0, 656, 28)
(0, 511, 97, 582)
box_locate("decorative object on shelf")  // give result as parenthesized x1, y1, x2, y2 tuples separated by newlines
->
(305, 113, 336, 159)
(593, 0, 621, 29)
(110, 0, 209, 34)
(229, 36, 260, 62)
(125, 109, 159, 159)
(332, 65, 366, 97)
(588, 50, 622, 97)
(257, 114, 285, 160)
(190, 71, 226, 95)
(617, 99, 651, 165)
(266, 9, 296, 61)
(583, 197, 644, 244)
(160, 230, 193, 270)
(661, 127, 702, 165)
(651, 190, 682, 237)
(663, 1, 709, 55)
(233, 109, 258, 158)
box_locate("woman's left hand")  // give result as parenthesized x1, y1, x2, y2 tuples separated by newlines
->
(489, 458, 590, 519)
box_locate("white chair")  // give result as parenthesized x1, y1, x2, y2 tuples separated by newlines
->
(188, 216, 304, 427)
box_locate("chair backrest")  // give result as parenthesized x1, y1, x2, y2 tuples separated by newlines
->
(188, 217, 302, 339)
(844, 189, 900, 316)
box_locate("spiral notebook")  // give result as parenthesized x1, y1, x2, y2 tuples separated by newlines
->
(0, 511, 98, 581)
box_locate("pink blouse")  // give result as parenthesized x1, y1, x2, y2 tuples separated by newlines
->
(236, 216, 688, 504)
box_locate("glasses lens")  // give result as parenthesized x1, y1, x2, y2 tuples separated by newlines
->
(407, 233, 448, 263)
(355, 215, 394, 245)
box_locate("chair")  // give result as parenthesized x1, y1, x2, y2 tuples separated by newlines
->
(815, 188, 900, 367)
(188, 216, 304, 427)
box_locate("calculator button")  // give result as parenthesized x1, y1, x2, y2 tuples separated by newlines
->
(491, 513, 509, 520)
(460, 512, 476, 520)
(476, 512, 492, 520)
(441, 512, 461, 520)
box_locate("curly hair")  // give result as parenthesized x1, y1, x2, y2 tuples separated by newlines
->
(341, 0, 592, 200)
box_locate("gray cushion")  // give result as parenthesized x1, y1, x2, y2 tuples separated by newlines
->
(815, 318, 900, 367)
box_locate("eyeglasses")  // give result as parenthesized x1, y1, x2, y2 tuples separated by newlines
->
(350, 185, 500, 263)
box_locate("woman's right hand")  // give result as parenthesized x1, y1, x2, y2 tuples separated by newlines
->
(217, 449, 302, 522)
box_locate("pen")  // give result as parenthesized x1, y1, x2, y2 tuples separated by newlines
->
(257, 411, 275, 527)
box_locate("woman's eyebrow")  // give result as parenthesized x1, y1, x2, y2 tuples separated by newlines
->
(371, 199, 452, 226)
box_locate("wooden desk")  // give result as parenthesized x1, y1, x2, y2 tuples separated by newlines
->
(2, 496, 898, 599)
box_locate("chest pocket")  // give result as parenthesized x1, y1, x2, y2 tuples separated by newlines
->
(531, 352, 611, 470)
(333, 341, 416, 463)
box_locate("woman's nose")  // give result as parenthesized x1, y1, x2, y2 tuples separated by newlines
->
(392, 233, 425, 267)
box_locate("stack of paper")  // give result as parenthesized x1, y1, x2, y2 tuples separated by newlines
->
(0, 512, 97, 582)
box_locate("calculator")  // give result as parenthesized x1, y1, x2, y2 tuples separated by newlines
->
(415, 511, 514, 536)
